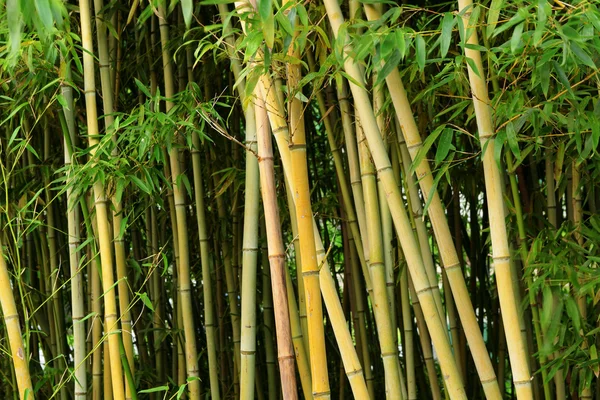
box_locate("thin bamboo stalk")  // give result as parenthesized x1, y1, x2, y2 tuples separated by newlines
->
(261, 236, 278, 400)
(61, 59, 86, 400)
(156, 2, 202, 397)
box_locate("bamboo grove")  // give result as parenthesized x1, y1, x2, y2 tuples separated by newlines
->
(2, 0, 600, 398)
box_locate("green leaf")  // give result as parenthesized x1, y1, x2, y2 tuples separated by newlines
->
(440, 13, 454, 58)
(435, 128, 454, 164)
(130, 175, 151, 194)
(511, 22, 524, 54)
(135, 78, 152, 98)
(411, 124, 446, 174)
(137, 292, 155, 312)
(565, 296, 581, 334)
(259, 0, 272, 22)
(416, 34, 426, 72)
(571, 43, 596, 69)
(376, 49, 401, 86)
(486, 0, 504, 38)
(139, 386, 169, 394)
(552, 61, 573, 95)
(506, 122, 521, 159)
(492, 11, 525, 38)
(181, 0, 193, 29)
(176, 384, 186, 399)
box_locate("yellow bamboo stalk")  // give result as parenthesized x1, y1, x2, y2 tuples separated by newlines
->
(78, 0, 125, 396)
(286, 47, 330, 400)
(284, 180, 315, 400)
(456, 1, 533, 398)
(0, 241, 33, 400)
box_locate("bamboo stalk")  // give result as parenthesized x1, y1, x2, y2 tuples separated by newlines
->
(78, 0, 125, 396)
(258, 74, 370, 399)
(92, 2, 135, 394)
(357, 112, 403, 398)
(456, 1, 533, 398)
(60, 58, 87, 400)
(156, 3, 202, 398)
(360, 4, 502, 396)
(321, 1, 467, 397)
(255, 94, 298, 400)
(0, 241, 33, 400)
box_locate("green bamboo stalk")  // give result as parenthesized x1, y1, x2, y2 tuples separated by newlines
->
(60, 57, 87, 400)
(156, 2, 202, 398)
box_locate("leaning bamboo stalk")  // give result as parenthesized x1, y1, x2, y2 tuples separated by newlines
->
(0, 241, 33, 400)
(60, 58, 87, 400)
(255, 94, 299, 400)
(361, 5, 501, 397)
(456, 1, 533, 398)
(156, 2, 202, 398)
(321, 1, 466, 397)
(78, 0, 125, 396)
(391, 144, 416, 400)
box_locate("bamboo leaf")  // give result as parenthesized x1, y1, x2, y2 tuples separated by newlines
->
(410, 124, 446, 174)
(565, 296, 581, 334)
(435, 128, 454, 165)
(181, 0, 193, 29)
(570, 43, 596, 69)
(376, 49, 401, 87)
(416, 34, 426, 72)
(440, 13, 454, 58)
(486, 0, 504, 38)
(510, 22, 524, 54)
(139, 386, 169, 393)
(137, 292, 155, 312)
(552, 61, 573, 96)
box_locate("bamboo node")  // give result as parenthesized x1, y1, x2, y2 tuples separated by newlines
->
(268, 253, 286, 260)
(514, 379, 533, 386)
(346, 368, 363, 377)
(444, 261, 462, 271)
